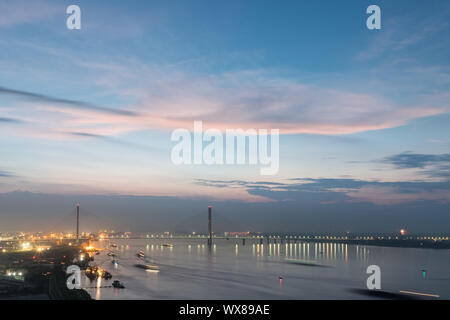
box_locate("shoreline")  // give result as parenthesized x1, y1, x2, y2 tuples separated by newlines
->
(0, 244, 92, 300)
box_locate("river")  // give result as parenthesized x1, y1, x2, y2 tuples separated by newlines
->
(82, 239, 450, 299)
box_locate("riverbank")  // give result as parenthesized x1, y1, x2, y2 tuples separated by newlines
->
(0, 244, 92, 300)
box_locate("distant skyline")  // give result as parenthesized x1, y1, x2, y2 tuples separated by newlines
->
(0, 0, 449, 232)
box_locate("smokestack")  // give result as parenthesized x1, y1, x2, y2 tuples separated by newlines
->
(208, 206, 212, 246)
(76, 203, 80, 241)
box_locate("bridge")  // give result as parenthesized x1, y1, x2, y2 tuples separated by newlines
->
(1, 204, 247, 245)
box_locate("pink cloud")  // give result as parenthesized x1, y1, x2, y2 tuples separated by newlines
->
(1, 70, 448, 140)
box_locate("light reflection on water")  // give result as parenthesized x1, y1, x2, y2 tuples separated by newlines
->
(82, 239, 450, 300)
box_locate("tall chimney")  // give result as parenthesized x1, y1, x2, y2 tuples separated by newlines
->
(76, 203, 80, 241)
(208, 206, 212, 246)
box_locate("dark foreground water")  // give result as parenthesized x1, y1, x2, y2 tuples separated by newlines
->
(83, 239, 450, 300)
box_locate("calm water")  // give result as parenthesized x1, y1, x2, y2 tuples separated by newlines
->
(83, 239, 450, 300)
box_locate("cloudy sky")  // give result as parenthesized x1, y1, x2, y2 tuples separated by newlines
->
(0, 0, 449, 232)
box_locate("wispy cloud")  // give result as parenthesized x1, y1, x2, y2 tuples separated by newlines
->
(0, 117, 21, 123)
(383, 152, 450, 169)
(66, 131, 139, 147)
(195, 179, 285, 189)
(0, 86, 143, 141)
(126, 70, 445, 135)
(196, 177, 450, 205)
(2, 69, 446, 142)
(0, 0, 60, 28)
(357, 10, 450, 61)
(0, 86, 138, 116)
(1, 23, 449, 140)
(346, 185, 450, 205)
(382, 152, 450, 180)
(0, 170, 14, 178)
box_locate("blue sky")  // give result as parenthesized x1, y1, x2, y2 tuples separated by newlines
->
(0, 0, 449, 231)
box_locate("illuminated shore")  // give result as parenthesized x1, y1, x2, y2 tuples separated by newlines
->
(0, 244, 91, 300)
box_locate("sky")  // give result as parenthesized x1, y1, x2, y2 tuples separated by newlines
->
(0, 0, 449, 233)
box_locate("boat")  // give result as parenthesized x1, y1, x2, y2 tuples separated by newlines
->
(161, 244, 174, 248)
(102, 270, 113, 280)
(110, 244, 118, 248)
(111, 259, 119, 265)
(134, 264, 159, 272)
(112, 280, 125, 289)
(85, 267, 97, 280)
(85, 266, 113, 280)
(136, 250, 145, 258)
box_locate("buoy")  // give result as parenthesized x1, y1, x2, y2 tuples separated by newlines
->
(421, 269, 427, 279)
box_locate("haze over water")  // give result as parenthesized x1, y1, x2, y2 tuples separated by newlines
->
(84, 239, 450, 299)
